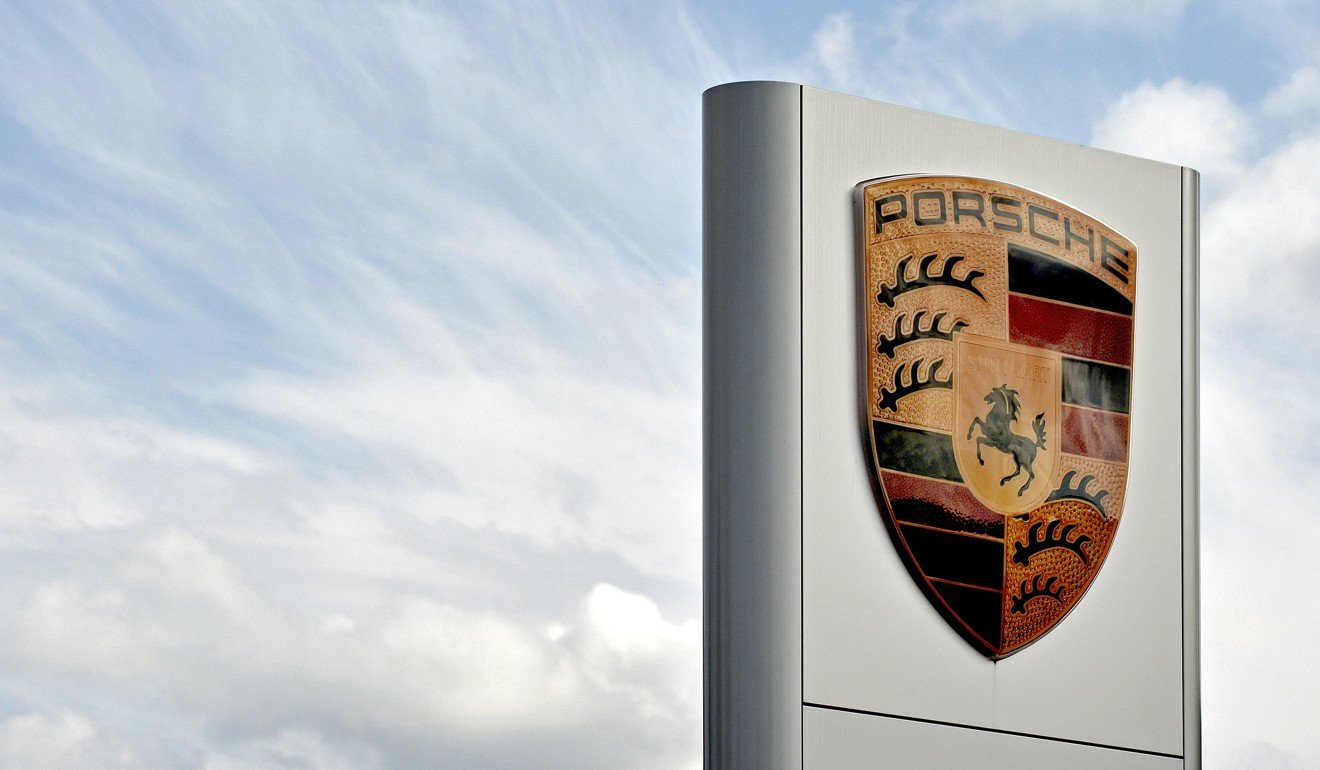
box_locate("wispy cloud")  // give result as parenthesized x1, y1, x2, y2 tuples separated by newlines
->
(0, 1, 721, 766)
(940, 0, 1189, 33)
(794, 7, 1021, 127)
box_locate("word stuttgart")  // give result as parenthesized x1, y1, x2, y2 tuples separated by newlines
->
(874, 188, 1132, 284)
(964, 351, 1051, 385)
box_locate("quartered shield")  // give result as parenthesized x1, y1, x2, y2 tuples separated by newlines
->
(858, 176, 1136, 659)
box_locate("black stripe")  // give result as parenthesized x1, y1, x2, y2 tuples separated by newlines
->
(1008, 243, 1133, 316)
(872, 421, 962, 482)
(899, 524, 1003, 590)
(932, 580, 1003, 649)
(1062, 358, 1130, 413)
(891, 498, 1004, 538)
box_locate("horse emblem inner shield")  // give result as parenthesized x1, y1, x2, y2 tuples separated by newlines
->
(858, 175, 1136, 659)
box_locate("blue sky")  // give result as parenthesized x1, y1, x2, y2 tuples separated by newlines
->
(0, 1, 1317, 768)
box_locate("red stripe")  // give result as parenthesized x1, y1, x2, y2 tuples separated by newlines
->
(1060, 406, 1128, 462)
(1009, 294, 1132, 366)
(882, 472, 1002, 532)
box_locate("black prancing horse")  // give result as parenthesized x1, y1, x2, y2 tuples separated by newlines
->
(966, 385, 1047, 495)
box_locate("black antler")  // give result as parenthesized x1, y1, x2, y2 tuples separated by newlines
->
(876, 310, 969, 359)
(1009, 575, 1065, 615)
(1012, 519, 1091, 566)
(1046, 471, 1110, 517)
(877, 358, 952, 412)
(876, 253, 986, 307)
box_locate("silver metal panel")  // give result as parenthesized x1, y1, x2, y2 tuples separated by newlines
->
(703, 81, 804, 769)
(1181, 167, 1201, 766)
(799, 86, 1190, 757)
(803, 705, 1184, 769)
(703, 81, 1197, 768)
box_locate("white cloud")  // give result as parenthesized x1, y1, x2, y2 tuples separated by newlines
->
(21, 582, 166, 677)
(1262, 65, 1320, 121)
(795, 5, 1017, 127)
(1203, 534, 1320, 768)
(0, 2, 717, 766)
(812, 13, 861, 92)
(15, 531, 700, 768)
(942, 0, 1188, 32)
(202, 731, 386, 770)
(0, 0, 711, 569)
(1091, 78, 1255, 177)
(1200, 132, 1320, 335)
(0, 391, 275, 537)
(229, 357, 701, 579)
(1195, 119, 1320, 770)
(0, 712, 138, 770)
(1088, 67, 1320, 768)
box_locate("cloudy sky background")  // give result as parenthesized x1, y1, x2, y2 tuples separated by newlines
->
(0, 0, 1317, 767)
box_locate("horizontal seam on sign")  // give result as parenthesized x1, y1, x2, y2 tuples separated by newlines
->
(897, 520, 1003, 543)
(1008, 290, 1133, 319)
(800, 702, 1184, 760)
(872, 416, 951, 435)
(927, 576, 1003, 594)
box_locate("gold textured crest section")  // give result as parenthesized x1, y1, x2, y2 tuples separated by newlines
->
(867, 235, 1007, 431)
(861, 176, 1136, 303)
(953, 334, 1061, 514)
(1002, 501, 1118, 654)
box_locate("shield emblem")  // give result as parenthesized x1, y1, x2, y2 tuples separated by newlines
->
(858, 175, 1136, 659)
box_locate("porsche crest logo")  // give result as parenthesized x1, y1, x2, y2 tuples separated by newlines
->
(858, 175, 1135, 659)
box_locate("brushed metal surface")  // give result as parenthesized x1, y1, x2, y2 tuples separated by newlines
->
(803, 705, 1183, 769)
(703, 81, 1198, 768)
(703, 81, 804, 769)
(799, 85, 1188, 757)
(1181, 167, 1201, 767)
